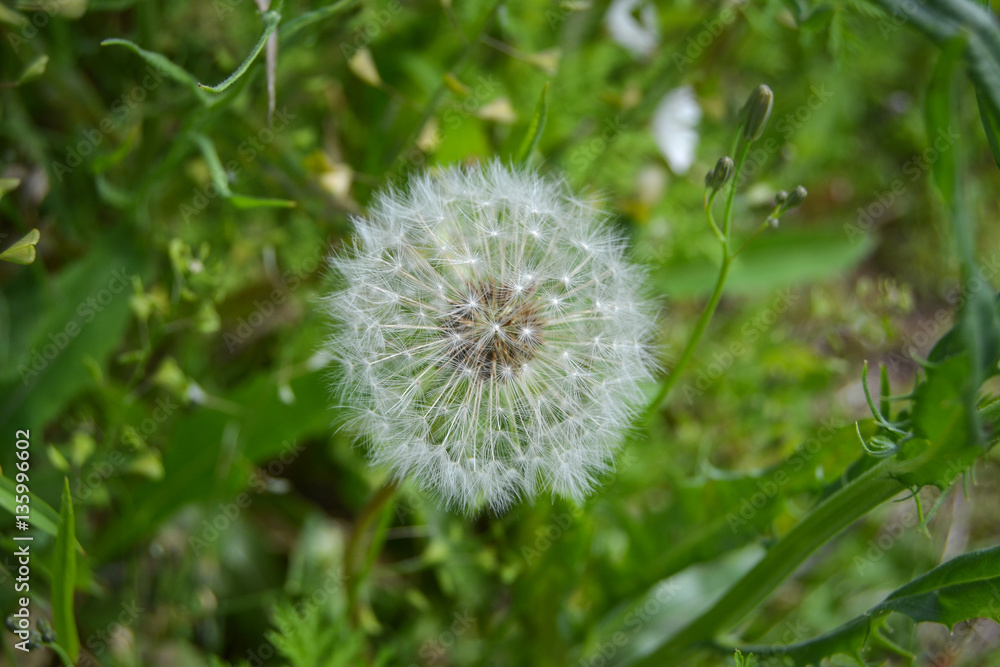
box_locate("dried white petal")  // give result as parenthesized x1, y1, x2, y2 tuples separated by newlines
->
(652, 86, 702, 174)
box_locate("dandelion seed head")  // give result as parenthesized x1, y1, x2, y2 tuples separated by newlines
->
(324, 160, 657, 513)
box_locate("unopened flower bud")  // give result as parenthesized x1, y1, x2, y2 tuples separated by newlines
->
(705, 156, 734, 193)
(740, 84, 774, 143)
(774, 190, 788, 207)
(784, 185, 807, 210)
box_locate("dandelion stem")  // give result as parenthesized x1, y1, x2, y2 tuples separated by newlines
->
(643, 141, 750, 423)
(346, 478, 401, 628)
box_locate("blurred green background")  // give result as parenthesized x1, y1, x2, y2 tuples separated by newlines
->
(1, 0, 999, 665)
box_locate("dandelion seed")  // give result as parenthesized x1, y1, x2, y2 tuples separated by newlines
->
(324, 160, 657, 513)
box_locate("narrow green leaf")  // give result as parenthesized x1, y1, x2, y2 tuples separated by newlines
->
(229, 194, 297, 209)
(0, 228, 40, 265)
(0, 474, 61, 538)
(0, 177, 20, 199)
(0, 4, 28, 26)
(190, 133, 296, 209)
(515, 82, 549, 165)
(52, 478, 80, 662)
(974, 82, 1000, 170)
(101, 38, 209, 103)
(191, 133, 234, 198)
(198, 10, 281, 93)
(279, 0, 357, 41)
(17, 54, 48, 84)
(925, 36, 964, 208)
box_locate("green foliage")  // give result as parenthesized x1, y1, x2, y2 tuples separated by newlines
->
(2, 1, 1000, 666)
(51, 478, 79, 662)
(266, 602, 367, 667)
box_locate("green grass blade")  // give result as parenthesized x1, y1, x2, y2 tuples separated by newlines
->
(191, 133, 234, 198)
(52, 478, 80, 662)
(279, 0, 357, 41)
(229, 194, 297, 209)
(0, 473, 60, 538)
(101, 38, 209, 103)
(198, 10, 281, 94)
(190, 133, 296, 209)
(515, 82, 549, 165)
(974, 81, 1000, 170)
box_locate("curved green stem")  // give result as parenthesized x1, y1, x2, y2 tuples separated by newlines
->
(643, 249, 731, 424)
(346, 479, 400, 628)
(643, 142, 752, 423)
(643, 459, 903, 662)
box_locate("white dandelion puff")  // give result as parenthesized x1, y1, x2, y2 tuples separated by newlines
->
(324, 160, 657, 513)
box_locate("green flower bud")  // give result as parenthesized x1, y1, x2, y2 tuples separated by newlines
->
(740, 84, 774, 143)
(783, 185, 807, 210)
(774, 190, 788, 207)
(705, 156, 735, 193)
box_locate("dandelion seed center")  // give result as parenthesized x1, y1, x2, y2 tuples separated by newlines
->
(441, 279, 544, 381)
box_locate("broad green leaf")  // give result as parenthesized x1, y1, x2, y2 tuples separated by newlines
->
(0, 228, 39, 265)
(94, 370, 335, 561)
(515, 82, 549, 165)
(658, 229, 875, 297)
(729, 544, 1000, 664)
(0, 230, 146, 433)
(51, 478, 80, 662)
(873, 544, 1000, 625)
(198, 9, 281, 93)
